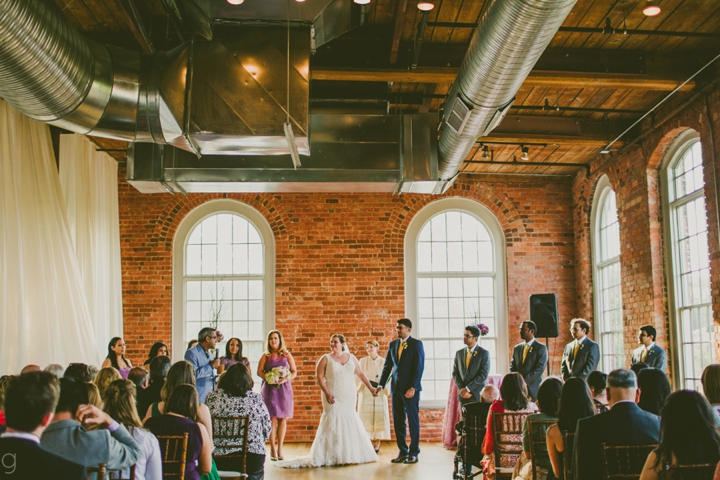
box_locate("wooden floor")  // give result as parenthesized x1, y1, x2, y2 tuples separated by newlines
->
(263, 442, 458, 480)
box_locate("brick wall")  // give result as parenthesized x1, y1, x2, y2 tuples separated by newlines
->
(118, 175, 577, 441)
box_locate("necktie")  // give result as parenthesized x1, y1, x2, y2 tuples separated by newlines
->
(572, 341, 580, 363)
(466, 349, 472, 368)
(398, 341, 405, 360)
(640, 348, 648, 362)
(522, 343, 530, 364)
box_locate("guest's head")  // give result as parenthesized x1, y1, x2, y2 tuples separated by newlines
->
(653, 390, 720, 468)
(43, 364, 64, 378)
(637, 368, 671, 415)
(149, 355, 172, 383)
(20, 364, 41, 374)
(187, 339, 198, 350)
(480, 385, 500, 404)
(606, 368, 638, 406)
(88, 365, 99, 380)
(198, 327, 218, 350)
(638, 325, 656, 346)
(0, 375, 14, 411)
(218, 363, 254, 398)
(500, 373, 530, 411)
(145, 342, 168, 363)
(701, 364, 720, 404)
(586, 371, 608, 399)
(569, 318, 590, 340)
(103, 379, 143, 430)
(63, 363, 93, 383)
(225, 337, 244, 362)
(266, 330, 288, 355)
(85, 382, 102, 408)
(94, 367, 122, 399)
(165, 384, 199, 422)
(631, 362, 649, 377)
(536, 377, 563, 416)
(520, 321, 537, 342)
(55, 378, 89, 415)
(128, 366, 149, 389)
(557, 377, 596, 433)
(5, 372, 59, 435)
(161, 361, 196, 403)
(106, 337, 128, 370)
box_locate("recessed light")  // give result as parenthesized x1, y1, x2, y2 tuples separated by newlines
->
(226, 0, 243, 5)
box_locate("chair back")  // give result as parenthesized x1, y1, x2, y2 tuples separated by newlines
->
(492, 411, 532, 472)
(212, 415, 250, 474)
(562, 431, 575, 480)
(87, 463, 106, 480)
(108, 465, 136, 480)
(660, 462, 717, 480)
(156, 432, 189, 480)
(528, 420, 556, 480)
(601, 444, 658, 479)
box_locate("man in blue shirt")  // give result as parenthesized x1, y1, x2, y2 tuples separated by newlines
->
(184, 327, 220, 403)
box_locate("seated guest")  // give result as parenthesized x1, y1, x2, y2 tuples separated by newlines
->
(637, 368, 671, 416)
(143, 342, 168, 368)
(20, 365, 41, 374)
(520, 377, 563, 479)
(41, 378, 140, 473)
(639, 390, 720, 480)
(0, 372, 86, 479)
(95, 367, 122, 399)
(85, 382, 102, 408)
(128, 367, 149, 390)
(0, 375, 14, 433)
(218, 337, 251, 374)
(586, 371, 609, 413)
(103, 379, 162, 480)
(206, 363, 271, 480)
(631, 361, 649, 377)
(63, 363, 93, 383)
(187, 339, 199, 351)
(43, 364, 64, 378)
(546, 377, 596, 479)
(574, 368, 660, 480)
(144, 384, 212, 479)
(137, 356, 171, 418)
(702, 364, 720, 426)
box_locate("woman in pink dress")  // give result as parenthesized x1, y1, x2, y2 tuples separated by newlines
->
(102, 337, 133, 379)
(257, 330, 297, 461)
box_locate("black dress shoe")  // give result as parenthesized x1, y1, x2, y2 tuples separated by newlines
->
(391, 455, 408, 463)
(404, 456, 418, 464)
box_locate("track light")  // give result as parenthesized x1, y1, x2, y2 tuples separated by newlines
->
(417, 2, 435, 11)
(481, 145, 490, 159)
(226, 0, 243, 4)
(643, 1, 661, 16)
(354, 0, 371, 4)
(520, 146, 530, 161)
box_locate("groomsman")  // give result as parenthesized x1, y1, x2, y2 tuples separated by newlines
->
(631, 325, 667, 372)
(452, 325, 490, 405)
(378, 318, 425, 464)
(509, 321, 548, 401)
(561, 318, 600, 381)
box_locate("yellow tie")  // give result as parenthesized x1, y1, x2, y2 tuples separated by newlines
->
(398, 341, 405, 360)
(466, 349, 472, 368)
(522, 343, 530, 364)
(640, 348, 648, 362)
(572, 341, 580, 362)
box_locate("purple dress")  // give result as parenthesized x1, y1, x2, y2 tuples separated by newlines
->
(261, 354, 294, 418)
(145, 414, 203, 480)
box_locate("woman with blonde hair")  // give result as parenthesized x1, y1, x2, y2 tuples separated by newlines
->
(357, 340, 390, 452)
(85, 383, 102, 408)
(258, 329, 297, 461)
(104, 379, 162, 480)
(94, 367, 122, 399)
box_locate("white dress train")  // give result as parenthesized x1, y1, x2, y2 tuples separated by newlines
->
(276, 354, 378, 468)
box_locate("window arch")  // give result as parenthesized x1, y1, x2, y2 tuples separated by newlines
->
(662, 130, 715, 389)
(405, 198, 507, 407)
(172, 200, 275, 364)
(591, 176, 624, 372)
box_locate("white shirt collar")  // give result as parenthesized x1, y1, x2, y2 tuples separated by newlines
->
(0, 432, 40, 444)
(467, 344, 477, 352)
(525, 338, 536, 346)
(576, 336, 586, 345)
(646, 342, 655, 350)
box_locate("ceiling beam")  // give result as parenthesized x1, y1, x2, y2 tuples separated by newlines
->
(389, 0, 408, 64)
(109, 0, 155, 53)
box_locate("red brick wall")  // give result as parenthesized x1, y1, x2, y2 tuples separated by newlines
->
(118, 176, 577, 441)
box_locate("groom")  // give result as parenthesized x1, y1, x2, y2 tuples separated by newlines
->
(378, 318, 425, 464)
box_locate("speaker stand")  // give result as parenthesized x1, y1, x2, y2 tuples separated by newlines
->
(544, 337, 551, 376)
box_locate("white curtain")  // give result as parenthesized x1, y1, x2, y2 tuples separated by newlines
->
(59, 134, 123, 353)
(0, 100, 102, 374)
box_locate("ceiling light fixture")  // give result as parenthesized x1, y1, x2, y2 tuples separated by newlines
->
(520, 146, 530, 161)
(226, 0, 244, 5)
(481, 145, 490, 159)
(642, 1, 661, 16)
(417, 2, 435, 11)
(354, 0, 371, 5)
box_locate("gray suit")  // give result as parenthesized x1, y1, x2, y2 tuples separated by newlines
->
(41, 419, 140, 478)
(452, 345, 490, 404)
(631, 344, 667, 372)
(509, 340, 548, 400)
(561, 337, 600, 381)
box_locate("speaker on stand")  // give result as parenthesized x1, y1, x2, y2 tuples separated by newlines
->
(530, 294, 559, 376)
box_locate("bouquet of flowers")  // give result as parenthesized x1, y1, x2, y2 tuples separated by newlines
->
(476, 323, 489, 336)
(265, 366, 291, 388)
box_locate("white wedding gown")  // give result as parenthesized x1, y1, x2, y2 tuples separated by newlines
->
(276, 354, 378, 467)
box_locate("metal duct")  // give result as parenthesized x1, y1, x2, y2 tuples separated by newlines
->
(437, 0, 577, 183)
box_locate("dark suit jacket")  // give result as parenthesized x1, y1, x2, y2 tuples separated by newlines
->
(452, 345, 490, 404)
(561, 337, 600, 381)
(0, 436, 86, 479)
(509, 340, 548, 400)
(379, 336, 425, 394)
(631, 344, 667, 371)
(573, 402, 660, 480)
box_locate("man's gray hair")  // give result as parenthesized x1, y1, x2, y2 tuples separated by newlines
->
(198, 327, 216, 343)
(607, 368, 637, 389)
(480, 384, 500, 403)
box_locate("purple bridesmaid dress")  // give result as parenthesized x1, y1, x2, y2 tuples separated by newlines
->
(261, 354, 294, 418)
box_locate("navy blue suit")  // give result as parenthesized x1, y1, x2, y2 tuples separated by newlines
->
(0, 436, 86, 479)
(379, 336, 425, 457)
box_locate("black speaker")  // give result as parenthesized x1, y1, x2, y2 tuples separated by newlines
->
(530, 294, 559, 338)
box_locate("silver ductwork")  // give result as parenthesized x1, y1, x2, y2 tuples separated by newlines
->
(437, 0, 577, 182)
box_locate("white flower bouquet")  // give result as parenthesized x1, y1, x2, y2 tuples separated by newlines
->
(265, 365, 291, 388)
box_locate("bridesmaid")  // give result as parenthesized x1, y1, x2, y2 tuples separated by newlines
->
(218, 337, 250, 374)
(102, 337, 133, 379)
(357, 340, 390, 452)
(257, 330, 297, 461)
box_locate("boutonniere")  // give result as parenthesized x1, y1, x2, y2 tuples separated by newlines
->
(529, 347, 533, 353)
(647, 350, 654, 355)
(401, 341, 408, 349)
(472, 350, 478, 357)
(580, 344, 585, 349)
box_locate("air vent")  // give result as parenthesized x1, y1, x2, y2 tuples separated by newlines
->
(446, 96, 473, 134)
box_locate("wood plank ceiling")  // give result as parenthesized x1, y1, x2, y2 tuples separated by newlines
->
(52, 0, 720, 176)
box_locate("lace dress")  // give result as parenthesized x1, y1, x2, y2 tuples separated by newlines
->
(276, 354, 378, 468)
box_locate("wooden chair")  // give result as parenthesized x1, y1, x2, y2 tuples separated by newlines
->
(156, 432, 189, 480)
(107, 465, 136, 480)
(527, 420, 556, 480)
(87, 463, 137, 480)
(601, 444, 657, 479)
(212, 415, 250, 480)
(492, 411, 533, 479)
(660, 461, 717, 480)
(87, 463, 106, 480)
(562, 431, 575, 480)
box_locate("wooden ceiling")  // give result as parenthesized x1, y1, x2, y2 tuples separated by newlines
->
(53, 0, 720, 176)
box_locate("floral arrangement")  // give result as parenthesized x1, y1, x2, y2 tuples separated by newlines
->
(215, 330, 224, 342)
(476, 323, 489, 336)
(265, 365, 291, 388)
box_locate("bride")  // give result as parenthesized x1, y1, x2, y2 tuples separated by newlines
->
(276, 334, 379, 467)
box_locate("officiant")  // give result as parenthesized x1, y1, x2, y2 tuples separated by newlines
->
(357, 340, 390, 452)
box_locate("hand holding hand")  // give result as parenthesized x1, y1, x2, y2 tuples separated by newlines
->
(404, 387, 416, 399)
(76, 404, 112, 428)
(371, 387, 379, 397)
(460, 388, 472, 399)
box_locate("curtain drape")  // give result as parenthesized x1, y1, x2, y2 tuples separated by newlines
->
(59, 134, 123, 353)
(0, 100, 101, 373)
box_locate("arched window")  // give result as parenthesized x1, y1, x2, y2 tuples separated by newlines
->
(591, 176, 624, 372)
(663, 131, 715, 389)
(172, 200, 275, 366)
(405, 198, 507, 407)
